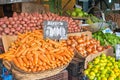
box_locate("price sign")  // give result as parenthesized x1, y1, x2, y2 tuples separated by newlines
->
(116, 44, 120, 60)
(43, 21, 68, 40)
(102, 28, 113, 34)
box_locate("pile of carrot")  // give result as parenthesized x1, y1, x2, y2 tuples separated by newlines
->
(0, 30, 74, 72)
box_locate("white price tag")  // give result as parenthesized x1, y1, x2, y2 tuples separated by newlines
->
(102, 28, 113, 34)
(115, 32, 120, 37)
(116, 44, 120, 60)
(44, 21, 68, 40)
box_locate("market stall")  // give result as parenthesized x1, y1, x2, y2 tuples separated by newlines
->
(0, 0, 120, 80)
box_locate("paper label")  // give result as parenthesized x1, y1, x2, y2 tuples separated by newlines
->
(116, 44, 120, 60)
(115, 32, 120, 37)
(102, 28, 113, 34)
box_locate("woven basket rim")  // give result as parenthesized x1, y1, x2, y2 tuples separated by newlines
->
(3, 60, 69, 74)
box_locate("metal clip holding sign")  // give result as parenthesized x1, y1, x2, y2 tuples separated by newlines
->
(116, 44, 120, 60)
(43, 21, 68, 40)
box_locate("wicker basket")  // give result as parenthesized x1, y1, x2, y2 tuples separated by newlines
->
(2, 35, 71, 80)
(3, 60, 68, 80)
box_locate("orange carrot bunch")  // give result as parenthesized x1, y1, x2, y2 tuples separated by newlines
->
(0, 30, 74, 72)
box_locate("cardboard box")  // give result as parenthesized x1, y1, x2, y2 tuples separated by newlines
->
(84, 47, 114, 69)
(68, 31, 92, 39)
(74, 47, 114, 69)
(2, 35, 17, 52)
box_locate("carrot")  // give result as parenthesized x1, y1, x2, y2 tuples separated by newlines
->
(38, 67, 42, 71)
(64, 54, 71, 59)
(46, 54, 51, 61)
(57, 61, 61, 64)
(26, 53, 33, 62)
(13, 58, 21, 68)
(22, 57, 29, 66)
(37, 59, 43, 66)
(54, 55, 64, 61)
(47, 38, 60, 46)
(28, 69, 32, 72)
(43, 62, 47, 66)
(16, 46, 26, 57)
(21, 35, 30, 43)
(38, 47, 45, 53)
(33, 52, 38, 65)
(57, 63, 61, 67)
(63, 56, 70, 62)
(4, 57, 13, 61)
(20, 66, 28, 72)
(41, 66, 45, 71)
(0, 54, 6, 59)
(17, 57, 24, 66)
(32, 66, 37, 72)
(14, 45, 22, 55)
(45, 65, 49, 70)
(38, 55, 49, 63)
(50, 49, 60, 53)
(4, 55, 15, 61)
(51, 55, 55, 61)
(65, 49, 74, 56)
(21, 48, 29, 56)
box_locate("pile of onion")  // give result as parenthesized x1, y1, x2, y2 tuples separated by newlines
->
(62, 35, 111, 57)
(0, 12, 81, 37)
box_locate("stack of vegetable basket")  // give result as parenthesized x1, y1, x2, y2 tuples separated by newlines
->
(0, 30, 74, 80)
(61, 31, 113, 80)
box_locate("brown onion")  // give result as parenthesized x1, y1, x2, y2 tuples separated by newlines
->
(97, 46, 103, 52)
(4, 28, 10, 33)
(11, 28, 15, 32)
(1, 24, 7, 28)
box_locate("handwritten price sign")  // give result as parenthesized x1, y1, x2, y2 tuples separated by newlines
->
(44, 21, 68, 40)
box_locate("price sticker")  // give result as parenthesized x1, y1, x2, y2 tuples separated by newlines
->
(116, 44, 120, 60)
(43, 21, 68, 40)
(115, 32, 120, 37)
(102, 28, 113, 34)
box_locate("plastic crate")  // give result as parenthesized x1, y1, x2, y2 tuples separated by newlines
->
(68, 74, 88, 80)
(68, 75, 79, 80)
(67, 58, 84, 77)
(40, 70, 68, 80)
